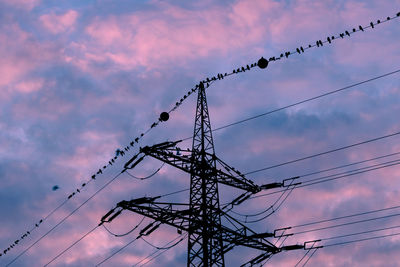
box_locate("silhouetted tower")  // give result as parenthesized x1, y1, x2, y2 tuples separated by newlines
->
(188, 82, 224, 266)
(102, 80, 303, 267)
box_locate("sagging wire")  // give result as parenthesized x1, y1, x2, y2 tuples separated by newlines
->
(125, 163, 165, 180)
(229, 181, 298, 223)
(102, 216, 146, 237)
(132, 234, 187, 267)
(141, 234, 187, 250)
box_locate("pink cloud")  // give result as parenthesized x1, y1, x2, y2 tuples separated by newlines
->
(0, 23, 58, 90)
(1, 0, 40, 10)
(39, 10, 78, 34)
(14, 78, 44, 93)
(74, 0, 282, 71)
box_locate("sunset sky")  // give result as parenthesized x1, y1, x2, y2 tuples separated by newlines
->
(1, 0, 400, 266)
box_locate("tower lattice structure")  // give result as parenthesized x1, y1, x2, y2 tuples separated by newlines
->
(100, 82, 303, 266)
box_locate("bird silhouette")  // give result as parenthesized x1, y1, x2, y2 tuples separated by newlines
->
(52, 185, 59, 191)
(345, 30, 350, 36)
(359, 25, 364, 31)
(370, 22, 374, 28)
(327, 37, 331, 43)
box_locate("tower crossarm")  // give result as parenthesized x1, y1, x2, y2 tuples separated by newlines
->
(100, 197, 281, 253)
(134, 142, 270, 193)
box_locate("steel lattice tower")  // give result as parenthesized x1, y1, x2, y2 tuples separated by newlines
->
(102, 80, 302, 267)
(188, 82, 225, 266)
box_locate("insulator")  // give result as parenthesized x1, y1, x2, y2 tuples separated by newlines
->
(107, 210, 122, 222)
(129, 156, 145, 169)
(145, 224, 160, 235)
(140, 222, 155, 235)
(249, 232, 274, 238)
(260, 182, 283, 190)
(236, 194, 251, 205)
(123, 154, 139, 169)
(130, 196, 158, 204)
(101, 208, 115, 222)
(281, 244, 304, 251)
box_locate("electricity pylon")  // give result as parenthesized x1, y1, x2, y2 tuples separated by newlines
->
(101, 82, 303, 266)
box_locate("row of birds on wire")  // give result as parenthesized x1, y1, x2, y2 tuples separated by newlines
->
(1, 11, 399, 258)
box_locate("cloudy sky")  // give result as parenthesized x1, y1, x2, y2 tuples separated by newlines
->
(0, 0, 400, 266)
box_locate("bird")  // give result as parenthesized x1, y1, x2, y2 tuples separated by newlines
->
(300, 47, 304, 53)
(340, 33, 344, 38)
(327, 37, 331, 43)
(359, 25, 364, 31)
(52, 185, 59, 191)
(296, 48, 301, 54)
(370, 22, 374, 28)
(345, 30, 350, 36)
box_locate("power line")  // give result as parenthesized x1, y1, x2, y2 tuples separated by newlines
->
(322, 224, 400, 241)
(132, 235, 186, 267)
(16, 187, 190, 266)
(102, 216, 145, 237)
(125, 163, 165, 180)
(178, 68, 400, 143)
(322, 231, 400, 248)
(96, 238, 140, 266)
(44, 225, 99, 267)
(298, 151, 400, 178)
(295, 160, 400, 192)
(5, 171, 123, 266)
(138, 235, 187, 267)
(290, 203, 400, 229)
(287, 212, 400, 236)
(251, 158, 400, 200)
(302, 248, 319, 267)
(244, 130, 400, 174)
(299, 158, 400, 185)
(214, 69, 400, 133)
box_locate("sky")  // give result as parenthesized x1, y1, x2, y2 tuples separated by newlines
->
(0, 0, 400, 266)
